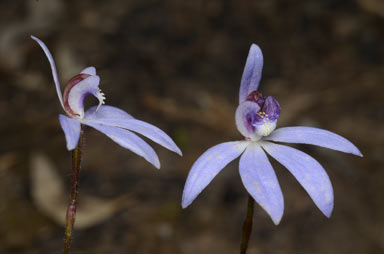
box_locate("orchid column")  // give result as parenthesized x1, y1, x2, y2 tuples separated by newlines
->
(31, 36, 182, 254)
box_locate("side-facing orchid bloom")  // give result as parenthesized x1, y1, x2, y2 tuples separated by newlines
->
(182, 44, 362, 225)
(31, 36, 182, 168)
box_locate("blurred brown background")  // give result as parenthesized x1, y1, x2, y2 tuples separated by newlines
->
(0, 0, 383, 253)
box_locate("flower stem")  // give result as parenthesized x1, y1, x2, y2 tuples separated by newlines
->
(240, 194, 255, 254)
(64, 128, 84, 254)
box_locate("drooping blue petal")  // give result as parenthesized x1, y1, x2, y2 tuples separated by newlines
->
(31, 35, 64, 110)
(260, 141, 334, 217)
(239, 44, 264, 103)
(85, 118, 182, 156)
(182, 141, 249, 208)
(83, 121, 160, 169)
(85, 105, 134, 120)
(80, 66, 96, 76)
(58, 114, 81, 150)
(264, 126, 362, 157)
(239, 143, 284, 225)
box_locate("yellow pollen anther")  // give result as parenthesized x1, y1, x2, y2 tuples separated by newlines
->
(257, 111, 270, 121)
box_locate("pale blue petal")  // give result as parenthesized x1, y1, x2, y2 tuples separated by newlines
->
(239, 143, 284, 225)
(182, 141, 249, 208)
(83, 121, 160, 169)
(265, 126, 362, 157)
(58, 114, 81, 150)
(85, 118, 182, 156)
(80, 66, 96, 76)
(239, 44, 264, 103)
(260, 141, 334, 217)
(31, 35, 64, 109)
(85, 105, 134, 121)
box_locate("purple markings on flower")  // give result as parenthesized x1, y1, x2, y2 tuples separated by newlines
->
(62, 73, 104, 119)
(263, 96, 281, 121)
(182, 43, 362, 224)
(236, 91, 281, 140)
(235, 101, 260, 140)
(32, 35, 182, 168)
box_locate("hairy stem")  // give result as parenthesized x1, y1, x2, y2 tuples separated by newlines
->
(64, 128, 84, 254)
(240, 194, 255, 254)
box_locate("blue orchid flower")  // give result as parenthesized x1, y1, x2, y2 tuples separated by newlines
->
(31, 36, 182, 168)
(182, 44, 362, 225)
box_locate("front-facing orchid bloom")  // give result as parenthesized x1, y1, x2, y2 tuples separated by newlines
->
(182, 44, 362, 225)
(31, 36, 182, 168)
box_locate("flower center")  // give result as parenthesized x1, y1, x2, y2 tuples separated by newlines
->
(235, 91, 281, 141)
(63, 73, 105, 119)
(245, 91, 280, 123)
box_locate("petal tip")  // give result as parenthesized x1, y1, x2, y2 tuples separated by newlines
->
(250, 43, 262, 54)
(168, 141, 183, 156)
(181, 198, 191, 209)
(324, 212, 332, 219)
(270, 209, 284, 225)
(272, 217, 282, 225)
(175, 147, 183, 156)
(349, 145, 363, 157)
(348, 147, 363, 157)
(323, 207, 333, 218)
(320, 200, 334, 218)
(154, 160, 161, 169)
(66, 144, 76, 151)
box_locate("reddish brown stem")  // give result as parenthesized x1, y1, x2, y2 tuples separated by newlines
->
(240, 194, 255, 254)
(64, 128, 84, 254)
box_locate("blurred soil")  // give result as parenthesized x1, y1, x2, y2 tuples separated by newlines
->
(0, 0, 383, 253)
